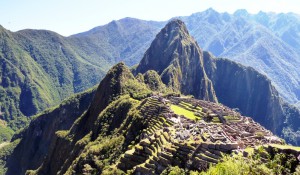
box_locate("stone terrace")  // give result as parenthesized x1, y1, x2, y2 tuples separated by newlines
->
(117, 95, 283, 174)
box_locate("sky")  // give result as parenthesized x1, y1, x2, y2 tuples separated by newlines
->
(0, 0, 299, 36)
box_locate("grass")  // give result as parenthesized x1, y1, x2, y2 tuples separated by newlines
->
(170, 104, 199, 120)
(224, 116, 240, 122)
(268, 144, 300, 151)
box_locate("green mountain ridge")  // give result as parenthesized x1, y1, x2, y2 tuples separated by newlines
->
(0, 26, 106, 131)
(0, 18, 162, 137)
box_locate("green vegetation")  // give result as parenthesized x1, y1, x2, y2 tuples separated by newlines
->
(0, 124, 14, 142)
(194, 146, 300, 175)
(0, 139, 21, 174)
(170, 104, 199, 120)
(122, 78, 151, 100)
(142, 70, 169, 93)
(224, 115, 240, 122)
(268, 144, 300, 151)
(161, 166, 185, 175)
(0, 26, 108, 133)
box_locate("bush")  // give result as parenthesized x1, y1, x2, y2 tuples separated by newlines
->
(161, 166, 185, 175)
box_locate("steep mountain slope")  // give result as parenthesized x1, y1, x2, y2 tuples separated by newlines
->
(202, 52, 297, 137)
(179, 9, 300, 104)
(252, 11, 300, 55)
(5, 87, 96, 175)
(135, 20, 217, 102)
(0, 26, 105, 132)
(68, 18, 164, 66)
(4, 62, 152, 175)
(0, 18, 163, 133)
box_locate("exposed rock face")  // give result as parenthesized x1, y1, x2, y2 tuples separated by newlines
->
(202, 51, 295, 136)
(135, 20, 217, 102)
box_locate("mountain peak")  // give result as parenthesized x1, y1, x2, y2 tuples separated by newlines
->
(165, 19, 189, 33)
(158, 19, 192, 48)
(234, 9, 250, 18)
(204, 7, 218, 14)
(135, 19, 195, 74)
(76, 62, 151, 136)
(135, 20, 217, 102)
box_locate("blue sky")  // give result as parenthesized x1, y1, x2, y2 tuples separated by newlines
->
(0, 0, 299, 36)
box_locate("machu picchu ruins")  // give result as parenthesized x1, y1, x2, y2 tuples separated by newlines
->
(117, 95, 283, 174)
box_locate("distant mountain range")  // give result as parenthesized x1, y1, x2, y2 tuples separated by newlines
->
(1, 9, 300, 143)
(179, 8, 300, 105)
(71, 8, 300, 105)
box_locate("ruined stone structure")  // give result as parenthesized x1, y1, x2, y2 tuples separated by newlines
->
(117, 95, 283, 174)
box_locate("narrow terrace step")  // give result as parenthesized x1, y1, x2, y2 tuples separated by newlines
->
(160, 151, 173, 160)
(197, 153, 218, 164)
(145, 162, 156, 169)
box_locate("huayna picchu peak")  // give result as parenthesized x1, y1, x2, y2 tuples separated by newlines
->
(1, 19, 300, 175)
(135, 20, 217, 102)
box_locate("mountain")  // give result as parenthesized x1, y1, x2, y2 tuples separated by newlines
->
(134, 20, 217, 102)
(2, 10, 300, 145)
(135, 20, 300, 144)
(67, 10, 300, 106)
(0, 26, 104, 133)
(0, 18, 163, 137)
(179, 9, 300, 104)
(252, 11, 300, 54)
(3, 62, 152, 174)
(69, 18, 164, 66)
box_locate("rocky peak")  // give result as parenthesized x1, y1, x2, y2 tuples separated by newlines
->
(135, 20, 217, 102)
(160, 19, 190, 43)
(135, 19, 194, 74)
